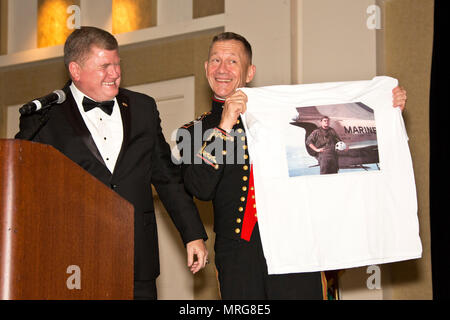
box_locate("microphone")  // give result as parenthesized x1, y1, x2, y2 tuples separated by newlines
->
(19, 90, 66, 115)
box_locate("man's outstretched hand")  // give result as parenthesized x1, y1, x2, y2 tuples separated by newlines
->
(186, 239, 209, 274)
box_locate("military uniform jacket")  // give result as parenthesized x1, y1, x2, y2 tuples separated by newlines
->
(177, 98, 251, 240)
(15, 81, 207, 281)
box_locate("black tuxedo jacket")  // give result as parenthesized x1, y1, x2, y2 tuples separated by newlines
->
(15, 82, 207, 281)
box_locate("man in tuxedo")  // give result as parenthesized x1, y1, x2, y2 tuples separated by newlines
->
(15, 26, 208, 300)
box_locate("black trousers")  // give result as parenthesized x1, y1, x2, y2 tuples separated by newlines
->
(318, 150, 339, 174)
(214, 223, 323, 300)
(134, 280, 157, 300)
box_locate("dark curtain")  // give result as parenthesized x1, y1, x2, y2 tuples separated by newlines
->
(430, 0, 450, 300)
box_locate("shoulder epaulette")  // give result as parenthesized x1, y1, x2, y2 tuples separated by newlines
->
(181, 111, 211, 129)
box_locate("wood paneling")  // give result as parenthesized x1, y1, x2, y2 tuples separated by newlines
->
(0, 140, 134, 299)
(193, 0, 224, 19)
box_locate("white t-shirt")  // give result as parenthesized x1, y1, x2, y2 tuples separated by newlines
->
(240, 76, 422, 274)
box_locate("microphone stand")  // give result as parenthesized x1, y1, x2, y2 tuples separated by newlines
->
(23, 108, 52, 141)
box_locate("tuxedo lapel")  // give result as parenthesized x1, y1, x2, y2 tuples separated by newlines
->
(113, 89, 131, 174)
(63, 86, 107, 167)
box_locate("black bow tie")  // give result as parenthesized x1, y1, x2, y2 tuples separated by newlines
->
(82, 96, 115, 115)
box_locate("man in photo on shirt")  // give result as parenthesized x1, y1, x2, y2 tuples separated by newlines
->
(306, 116, 343, 174)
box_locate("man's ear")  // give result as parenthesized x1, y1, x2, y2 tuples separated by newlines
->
(204, 60, 209, 77)
(246, 64, 256, 84)
(68, 61, 81, 81)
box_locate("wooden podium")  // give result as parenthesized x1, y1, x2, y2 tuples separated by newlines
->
(0, 139, 134, 300)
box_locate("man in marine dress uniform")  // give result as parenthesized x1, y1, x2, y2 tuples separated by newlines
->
(176, 32, 408, 299)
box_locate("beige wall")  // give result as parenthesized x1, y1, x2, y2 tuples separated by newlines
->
(296, 0, 377, 84)
(226, 0, 292, 87)
(7, 0, 38, 53)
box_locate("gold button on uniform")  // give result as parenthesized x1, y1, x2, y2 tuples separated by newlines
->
(237, 128, 243, 133)
(236, 218, 242, 223)
(243, 176, 248, 181)
(235, 228, 241, 234)
(243, 165, 248, 171)
(243, 154, 249, 160)
(242, 186, 247, 192)
(240, 197, 245, 202)
(239, 207, 244, 212)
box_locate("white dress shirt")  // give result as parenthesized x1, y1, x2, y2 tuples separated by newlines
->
(70, 83, 123, 173)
